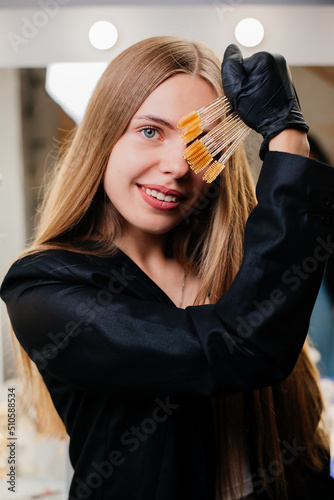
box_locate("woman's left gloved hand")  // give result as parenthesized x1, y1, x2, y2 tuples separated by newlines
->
(221, 44, 309, 159)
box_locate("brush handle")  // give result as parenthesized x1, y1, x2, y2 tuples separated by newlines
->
(221, 44, 309, 160)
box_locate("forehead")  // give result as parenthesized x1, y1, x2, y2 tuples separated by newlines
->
(133, 74, 217, 124)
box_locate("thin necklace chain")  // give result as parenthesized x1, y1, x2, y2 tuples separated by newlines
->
(179, 268, 186, 308)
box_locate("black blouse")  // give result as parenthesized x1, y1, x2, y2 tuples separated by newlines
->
(2, 151, 334, 499)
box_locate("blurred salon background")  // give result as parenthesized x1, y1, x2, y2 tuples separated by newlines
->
(0, 1, 334, 498)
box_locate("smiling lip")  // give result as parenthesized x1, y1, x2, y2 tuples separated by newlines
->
(137, 185, 184, 210)
(139, 184, 185, 197)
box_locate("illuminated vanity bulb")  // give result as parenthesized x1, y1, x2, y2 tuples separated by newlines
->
(89, 21, 118, 50)
(235, 18, 264, 48)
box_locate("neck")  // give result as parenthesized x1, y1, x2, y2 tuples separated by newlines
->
(115, 228, 171, 276)
(116, 227, 203, 308)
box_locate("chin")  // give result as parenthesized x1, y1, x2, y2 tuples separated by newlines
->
(141, 221, 182, 236)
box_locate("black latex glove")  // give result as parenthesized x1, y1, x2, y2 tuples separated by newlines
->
(221, 44, 309, 160)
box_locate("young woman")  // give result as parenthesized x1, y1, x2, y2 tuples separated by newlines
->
(1, 36, 334, 500)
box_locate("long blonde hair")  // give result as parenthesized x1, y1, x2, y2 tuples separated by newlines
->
(14, 36, 328, 499)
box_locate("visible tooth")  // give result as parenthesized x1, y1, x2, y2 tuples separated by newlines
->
(142, 187, 179, 202)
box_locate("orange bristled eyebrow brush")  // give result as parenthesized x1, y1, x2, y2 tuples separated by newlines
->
(177, 95, 251, 183)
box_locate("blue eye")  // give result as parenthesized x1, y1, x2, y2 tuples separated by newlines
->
(141, 127, 158, 139)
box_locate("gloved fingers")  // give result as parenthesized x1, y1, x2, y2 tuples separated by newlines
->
(221, 44, 246, 107)
(242, 51, 286, 84)
(222, 43, 243, 64)
(220, 43, 309, 160)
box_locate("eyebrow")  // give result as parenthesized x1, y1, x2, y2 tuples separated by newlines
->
(134, 115, 176, 131)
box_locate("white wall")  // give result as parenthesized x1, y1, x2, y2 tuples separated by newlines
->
(0, 69, 26, 383)
(0, 5, 333, 67)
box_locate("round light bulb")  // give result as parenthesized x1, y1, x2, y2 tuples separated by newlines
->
(235, 18, 264, 48)
(89, 21, 118, 51)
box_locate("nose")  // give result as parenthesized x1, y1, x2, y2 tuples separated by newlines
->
(159, 140, 190, 179)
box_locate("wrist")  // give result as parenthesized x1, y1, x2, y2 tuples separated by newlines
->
(268, 129, 310, 157)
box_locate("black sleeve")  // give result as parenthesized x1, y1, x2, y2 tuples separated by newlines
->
(1, 152, 334, 397)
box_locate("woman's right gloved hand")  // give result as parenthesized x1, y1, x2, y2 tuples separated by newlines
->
(221, 44, 309, 160)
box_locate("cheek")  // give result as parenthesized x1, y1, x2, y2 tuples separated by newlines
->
(103, 142, 132, 190)
(104, 140, 152, 190)
(103, 149, 128, 207)
(103, 156, 117, 199)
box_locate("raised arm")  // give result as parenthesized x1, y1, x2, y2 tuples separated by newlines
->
(1, 152, 334, 397)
